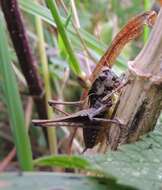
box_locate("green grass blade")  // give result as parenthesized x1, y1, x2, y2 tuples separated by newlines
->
(0, 14, 33, 171)
(143, 0, 151, 43)
(19, 0, 105, 55)
(19, 0, 127, 69)
(19, 0, 124, 59)
(46, 0, 83, 76)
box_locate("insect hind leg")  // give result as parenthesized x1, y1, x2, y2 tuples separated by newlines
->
(50, 104, 69, 116)
(87, 103, 111, 121)
(91, 117, 125, 126)
(48, 100, 85, 106)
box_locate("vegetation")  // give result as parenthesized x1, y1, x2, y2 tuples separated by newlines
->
(0, 1, 162, 190)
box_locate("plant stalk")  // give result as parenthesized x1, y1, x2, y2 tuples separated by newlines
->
(35, 15, 57, 154)
(45, 0, 88, 85)
(109, 9, 162, 150)
(1, 0, 48, 121)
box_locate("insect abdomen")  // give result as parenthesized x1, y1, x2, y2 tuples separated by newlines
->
(83, 127, 100, 148)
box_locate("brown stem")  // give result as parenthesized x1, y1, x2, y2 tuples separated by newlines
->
(90, 11, 157, 83)
(0, 148, 16, 172)
(109, 8, 162, 150)
(0, 0, 47, 119)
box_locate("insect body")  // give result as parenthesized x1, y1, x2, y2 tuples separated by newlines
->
(33, 68, 121, 150)
(83, 68, 120, 148)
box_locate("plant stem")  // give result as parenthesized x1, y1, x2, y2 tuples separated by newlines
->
(35, 15, 57, 154)
(1, 0, 48, 121)
(109, 9, 162, 150)
(45, 0, 83, 77)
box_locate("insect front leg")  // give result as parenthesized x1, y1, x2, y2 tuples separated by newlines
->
(48, 99, 88, 116)
(102, 79, 130, 103)
(87, 101, 112, 120)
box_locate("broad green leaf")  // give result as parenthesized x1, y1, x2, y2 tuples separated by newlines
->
(33, 130, 162, 190)
(87, 130, 162, 190)
(0, 172, 136, 190)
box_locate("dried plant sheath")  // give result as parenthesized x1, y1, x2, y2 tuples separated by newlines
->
(90, 11, 157, 83)
(1, 0, 47, 119)
(109, 9, 162, 150)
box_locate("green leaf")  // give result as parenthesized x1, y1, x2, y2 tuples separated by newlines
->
(34, 155, 91, 170)
(0, 172, 137, 190)
(87, 130, 162, 190)
(33, 130, 162, 190)
(19, 0, 127, 69)
(58, 34, 68, 59)
(64, 10, 72, 29)
(0, 13, 33, 171)
(19, 0, 105, 53)
(45, 0, 82, 76)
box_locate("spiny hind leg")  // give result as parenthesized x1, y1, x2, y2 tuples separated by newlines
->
(49, 104, 69, 116)
(48, 99, 86, 106)
(91, 117, 125, 126)
(87, 102, 112, 120)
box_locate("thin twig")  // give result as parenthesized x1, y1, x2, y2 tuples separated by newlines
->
(1, 0, 48, 120)
(35, 13, 57, 155)
(0, 148, 16, 172)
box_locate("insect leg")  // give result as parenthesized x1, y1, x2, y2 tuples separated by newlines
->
(87, 103, 112, 120)
(91, 117, 124, 125)
(50, 104, 69, 116)
(81, 147, 88, 154)
(33, 122, 85, 128)
(48, 100, 86, 106)
(102, 79, 130, 102)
